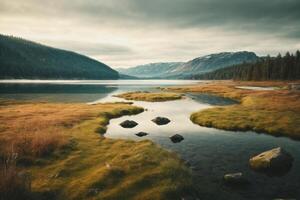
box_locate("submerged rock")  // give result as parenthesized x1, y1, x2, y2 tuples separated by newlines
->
(152, 117, 170, 125)
(135, 132, 148, 137)
(170, 134, 184, 143)
(119, 120, 138, 128)
(249, 147, 293, 175)
(223, 172, 248, 185)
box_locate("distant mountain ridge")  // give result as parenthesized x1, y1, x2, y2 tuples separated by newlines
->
(0, 34, 119, 79)
(118, 51, 258, 79)
(117, 62, 184, 78)
(169, 51, 258, 78)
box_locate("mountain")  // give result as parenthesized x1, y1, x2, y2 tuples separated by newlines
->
(119, 51, 258, 79)
(167, 51, 259, 78)
(0, 34, 119, 79)
(190, 51, 300, 81)
(116, 62, 184, 78)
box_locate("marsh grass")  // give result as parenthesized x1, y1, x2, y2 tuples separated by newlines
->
(0, 102, 193, 199)
(115, 91, 184, 102)
(167, 81, 300, 139)
(0, 149, 32, 200)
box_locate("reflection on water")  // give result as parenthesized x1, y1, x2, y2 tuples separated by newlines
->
(104, 92, 300, 200)
(0, 84, 117, 102)
(0, 80, 199, 102)
(187, 93, 237, 106)
(0, 80, 299, 199)
(0, 79, 201, 85)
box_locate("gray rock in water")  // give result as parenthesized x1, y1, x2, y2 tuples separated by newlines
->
(223, 172, 248, 185)
(119, 120, 138, 128)
(249, 147, 293, 175)
(152, 117, 170, 125)
(135, 132, 148, 137)
(170, 134, 184, 143)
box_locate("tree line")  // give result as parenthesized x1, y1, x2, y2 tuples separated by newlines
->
(192, 50, 300, 81)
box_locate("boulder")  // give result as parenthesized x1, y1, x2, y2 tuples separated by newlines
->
(135, 132, 148, 137)
(249, 147, 293, 175)
(119, 120, 138, 128)
(151, 117, 170, 125)
(223, 172, 248, 185)
(170, 134, 184, 143)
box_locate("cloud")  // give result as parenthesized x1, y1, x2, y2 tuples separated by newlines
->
(1, 0, 300, 68)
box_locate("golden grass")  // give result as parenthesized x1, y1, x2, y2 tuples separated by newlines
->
(0, 101, 192, 200)
(0, 152, 32, 200)
(166, 81, 300, 139)
(115, 91, 184, 102)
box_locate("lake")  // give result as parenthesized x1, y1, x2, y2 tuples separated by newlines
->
(0, 80, 299, 200)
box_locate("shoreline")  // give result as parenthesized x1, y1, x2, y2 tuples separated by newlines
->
(0, 101, 193, 199)
(165, 80, 300, 140)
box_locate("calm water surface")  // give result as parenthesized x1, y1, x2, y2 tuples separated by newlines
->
(0, 80, 299, 200)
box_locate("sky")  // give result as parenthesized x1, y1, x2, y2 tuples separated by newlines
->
(1, 0, 300, 68)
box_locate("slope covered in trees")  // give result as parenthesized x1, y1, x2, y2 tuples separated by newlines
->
(0, 34, 119, 79)
(192, 51, 300, 80)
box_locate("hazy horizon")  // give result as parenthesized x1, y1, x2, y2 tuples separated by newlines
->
(1, 0, 300, 68)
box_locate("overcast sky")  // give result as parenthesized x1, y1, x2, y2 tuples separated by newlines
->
(1, 0, 300, 68)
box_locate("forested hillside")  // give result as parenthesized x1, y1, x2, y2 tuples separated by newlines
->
(0, 34, 119, 79)
(192, 51, 300, 80)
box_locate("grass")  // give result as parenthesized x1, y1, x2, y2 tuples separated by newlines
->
(0, 152, 32, 200)
(115, 91, 184, 102)
(0, 101, 193, 200)
(166, 81, 300, 139)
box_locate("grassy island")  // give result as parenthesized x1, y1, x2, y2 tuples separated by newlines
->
(115, 91, 184, 102)
(166, 81, 300, 139)
(0, 101, 192, 200)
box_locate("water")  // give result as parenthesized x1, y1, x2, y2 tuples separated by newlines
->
(235, 86, 278, 91)
(0, 80, 199, 102)
(0, 80, 299, 200)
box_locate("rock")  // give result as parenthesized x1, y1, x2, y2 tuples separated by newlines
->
(151, 117, 170, 125)
(223, 172, 248, 185)
(170, 134, 184, 143)
(249, 147, 293, 175)
(135, 132, 148, 137)
(119, 120, 138, 128)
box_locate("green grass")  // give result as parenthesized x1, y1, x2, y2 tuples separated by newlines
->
(167, 81, 300, 139)
(115, 91, 184, 102)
